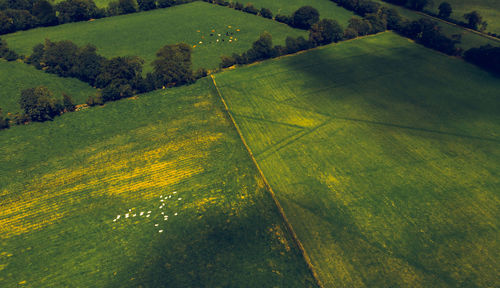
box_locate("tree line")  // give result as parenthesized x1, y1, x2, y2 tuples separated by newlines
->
(0, 0, 199, 35)
(381, 0, 496, 38)
(0, 39, 200, 129)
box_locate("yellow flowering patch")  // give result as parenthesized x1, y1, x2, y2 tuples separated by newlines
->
(0, 124, 224, 239)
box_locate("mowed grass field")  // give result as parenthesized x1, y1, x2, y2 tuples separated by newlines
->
(371, 0, 500, 50)
(3, 2, 306, 71)
(428, 0, 500, 35)
(0, 60, 96, 114)
(237, 0, 356, 26)
(214, 32, 500, 287)
(0, 78, 316, 287)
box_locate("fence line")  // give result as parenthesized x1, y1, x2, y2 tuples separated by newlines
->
(210, 75, 324, 288)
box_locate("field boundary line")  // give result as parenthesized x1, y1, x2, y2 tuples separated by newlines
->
(210, 75, 325, 288)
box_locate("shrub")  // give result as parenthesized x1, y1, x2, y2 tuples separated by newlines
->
(292, 6, 320, 29)
(242, 3, 258, 15)
(19, 86, 62, 122)
(309, 19, 344, 46)
(260, 7, 272, 19)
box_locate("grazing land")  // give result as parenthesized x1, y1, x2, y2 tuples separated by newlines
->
(428, 0, 500, 35)
(238, 0, 356, 26)
(371, 0, 500, 50)
(51, 0, 113, 8)
(214, 32, 500, 287)
(0, 60, 96, 114)
(2, 2, 306, 71)
(0, 78, 316, 287)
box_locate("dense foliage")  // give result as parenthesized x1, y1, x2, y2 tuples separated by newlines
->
(464, 45, 500, 75)
(19, 86, 65, 122)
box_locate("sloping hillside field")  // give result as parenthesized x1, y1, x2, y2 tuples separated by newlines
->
(3, 1, 306, 71)
(0, 78, 316, 287)
(213, 32, 500, 287)
(0, 60, 96, 114)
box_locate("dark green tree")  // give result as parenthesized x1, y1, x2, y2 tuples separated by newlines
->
(56, 0, 98, 23)
(70, 44, 106, 84)
(137, 0, 155, 10)
(438, 2, 452, 19)
(62, 93, 75, 112)
(246, 32, 273, 61)
(292, 6, 319, 29)
(19, 86, 61, 122)
(260, 7, 272, 19)
(32, 0, 58, 26)
(41, 39, 79, 77)
(463, 11, 485, 30)
(95, 56, 144, 90)
(365, 13, 387, 33)
(152, 43, 193, 88)
(347, 17, 372, 36)
(309, 19, 344, 46)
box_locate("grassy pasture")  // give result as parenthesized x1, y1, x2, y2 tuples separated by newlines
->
(428, 0, 500, 35)
(50, 0, 113, 8)
(0, 60, 96, 114)
(3, 2, 306, 71)
(371, 0, 500, 50)
(237, 0, 356, 26)
(0, 78, 316, 287)
(214, 32, 500, 287)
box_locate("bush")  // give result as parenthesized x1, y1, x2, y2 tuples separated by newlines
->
(137, 0, 155, 10)
(309, 19, 344, 46)
(86, 94, 103, 106)
(152, 43, 194, 88)
(19, 86, 62, 122)
(343, 27, 358, 39)
(260, 7, 273, 19)
(242, 3, 258, 15)
(275, 14, 290, 25)
(233, 2, 243, 10)
(62, 93, 75, 112)
(220, 55, 236, 68)
(292, 6, 320, 29)
(464, 45, 500, 75)
(56, 0, 98, 23)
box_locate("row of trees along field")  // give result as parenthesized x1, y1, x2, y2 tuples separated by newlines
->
(325, 0, 500, 73)
(0, 39, 202, 129)
(381, 0, 494, 36)
(26, 39, 200, 104)
(0, 86, 75, 129)
(0, 0, 198, 35)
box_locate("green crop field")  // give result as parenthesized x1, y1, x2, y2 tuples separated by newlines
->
(0, 60, 96, 114)
(237, 0, 356, 26)
(371, 0, 500, 50)
(0, 78, 316, 287)
(214, 32, 500, 287)
(428, 0, 500, 35)
(3, 2, 306, 71)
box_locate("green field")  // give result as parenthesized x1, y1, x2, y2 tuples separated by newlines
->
(371, 0, 500, 50)
(3, 2, 306, 71)
(51, 0, 112, 8)
(237, 0, 356, 26)
(0, 60, 96, 114)
(214, 32, 500, 287)
(0, 78, 316, 287)
(428, 0, 500, 35)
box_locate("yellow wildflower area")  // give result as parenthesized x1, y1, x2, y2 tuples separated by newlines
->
(0, 125, 224, 239)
